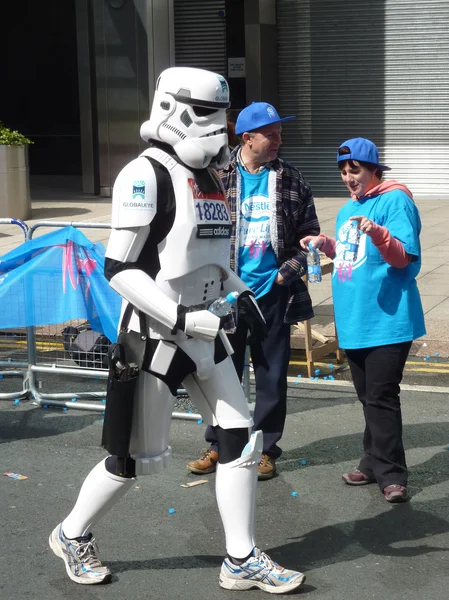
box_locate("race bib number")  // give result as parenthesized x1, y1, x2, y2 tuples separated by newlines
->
(188, 178, 232, 239)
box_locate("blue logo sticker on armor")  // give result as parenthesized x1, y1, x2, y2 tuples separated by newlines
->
(218, 76, 228, 93)
(132, 180, 145, 200)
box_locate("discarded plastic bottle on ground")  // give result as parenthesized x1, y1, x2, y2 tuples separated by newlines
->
(307, 243, 322, 283)
(208, 291, 239, 333)
(345, 220, 361, 263)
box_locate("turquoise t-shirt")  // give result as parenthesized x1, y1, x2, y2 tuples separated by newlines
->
(332, 189, 426, 349)
(237, 166, 278, 299)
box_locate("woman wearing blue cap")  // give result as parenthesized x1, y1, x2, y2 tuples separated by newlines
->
(300, 137, 425, 504)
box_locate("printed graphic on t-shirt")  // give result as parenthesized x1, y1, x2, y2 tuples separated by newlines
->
(239, 195, 271, 256)
(188, 178, 232, 239)
(237, 167, 278, 298)
(333, 220, 367, 282)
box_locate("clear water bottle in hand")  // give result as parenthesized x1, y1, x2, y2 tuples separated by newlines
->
(346, 220, 361, 262)
(208, 291, 239, 333)
(307, 242, 322, 283)
(208, 291, 239, 316)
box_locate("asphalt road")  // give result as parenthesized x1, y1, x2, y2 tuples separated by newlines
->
(1, 376, 449, 600)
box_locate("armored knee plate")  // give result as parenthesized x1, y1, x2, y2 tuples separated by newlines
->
(231, 430, 263, 468)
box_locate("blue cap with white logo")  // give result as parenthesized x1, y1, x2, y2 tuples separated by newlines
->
(235, 102, 295, 135)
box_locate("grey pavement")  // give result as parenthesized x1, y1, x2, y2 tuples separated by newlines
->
(2, 381, 449, 600)
(1, 176, 447, 356)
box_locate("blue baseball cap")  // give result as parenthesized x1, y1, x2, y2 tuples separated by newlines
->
(235, 102, 295, 135)
(337, 138, 391, 171)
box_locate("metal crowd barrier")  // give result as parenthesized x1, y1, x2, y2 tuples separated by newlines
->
(3, 220, 251, 418)
(0, 218, 29, 238)
(0, 219, 30, 399)
(24, 221, 114, 411)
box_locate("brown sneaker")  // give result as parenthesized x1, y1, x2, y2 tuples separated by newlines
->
(258, 454, 276, 480)
(187, 448, 218, 475)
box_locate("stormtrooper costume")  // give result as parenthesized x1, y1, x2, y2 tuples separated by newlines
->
(49, 67, 304, 594)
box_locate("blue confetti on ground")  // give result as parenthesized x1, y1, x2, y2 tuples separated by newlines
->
(291, 491, 298, 497)
(301, 460, 307, 466)
(197, 419, 203, 425)
(168, 508, 176, 514)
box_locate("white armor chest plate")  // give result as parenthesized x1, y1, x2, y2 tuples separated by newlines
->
(143, 148, 232, 309)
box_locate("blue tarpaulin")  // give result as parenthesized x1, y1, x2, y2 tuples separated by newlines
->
(0, 226, 121, 342)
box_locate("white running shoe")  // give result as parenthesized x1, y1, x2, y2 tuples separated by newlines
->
(49, 524, 111, 585)
(219, 547, 305, 594)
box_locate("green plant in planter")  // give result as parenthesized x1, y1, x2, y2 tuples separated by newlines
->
(0, 121, 33, 146)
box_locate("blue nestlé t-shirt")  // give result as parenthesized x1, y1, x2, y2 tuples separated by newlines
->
(332, 189, 426, 349)
(237, 166, 278, 299)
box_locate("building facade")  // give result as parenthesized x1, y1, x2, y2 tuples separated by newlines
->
(3, 0, 448, 199)
(276, 0, 449, 199)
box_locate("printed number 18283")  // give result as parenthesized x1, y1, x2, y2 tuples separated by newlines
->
(195, 200, 230, 223)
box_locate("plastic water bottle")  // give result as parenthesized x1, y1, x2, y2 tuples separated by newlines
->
(208, 291, 239, 316)
(345, 220, 361, 262)
(208, 291, 239, 333)
(307, 242, 322, 283)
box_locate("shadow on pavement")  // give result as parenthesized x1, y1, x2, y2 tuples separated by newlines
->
(279, 421, 449, 474)
(0, 405, 100, 443)
(269, 498, 449, 571)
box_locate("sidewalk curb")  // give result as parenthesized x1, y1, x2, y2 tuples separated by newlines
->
(287, 376, 449, 395)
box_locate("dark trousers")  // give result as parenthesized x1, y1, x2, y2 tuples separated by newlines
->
(345, 341, 412, 491)
(205, 283, 291, 459)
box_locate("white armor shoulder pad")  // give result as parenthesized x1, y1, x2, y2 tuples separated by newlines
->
(140, 146, 178, 172)
(111, 156, 157, 228)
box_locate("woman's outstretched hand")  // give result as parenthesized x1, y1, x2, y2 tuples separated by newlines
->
(349, 216, 375, 235)
(299, 235, 324, 251)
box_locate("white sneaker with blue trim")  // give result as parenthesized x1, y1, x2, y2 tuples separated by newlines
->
(49, 524, 111, 585)
(219, 547, 305, 594)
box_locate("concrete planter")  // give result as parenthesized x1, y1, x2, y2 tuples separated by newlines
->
(0, 145, 31, 220)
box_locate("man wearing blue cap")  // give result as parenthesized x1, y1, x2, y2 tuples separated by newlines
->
(188, 102, 320, 480)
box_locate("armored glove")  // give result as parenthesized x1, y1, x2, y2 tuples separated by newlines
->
(172, 305, 220, 343)
(237, 291, 267, 344)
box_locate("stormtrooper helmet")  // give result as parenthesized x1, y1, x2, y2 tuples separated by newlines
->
(140, 67, 230, 169)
